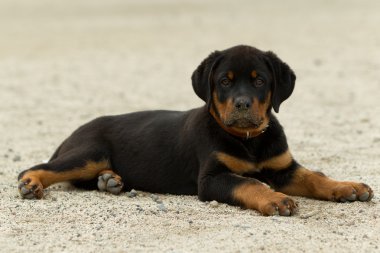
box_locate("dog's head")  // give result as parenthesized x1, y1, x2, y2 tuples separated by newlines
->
(192, 45, 296, 138)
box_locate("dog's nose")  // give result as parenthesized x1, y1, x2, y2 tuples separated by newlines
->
(234, 97, 251, 110)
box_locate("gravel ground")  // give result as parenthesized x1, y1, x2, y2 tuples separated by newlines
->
(0, 0, 379, 252)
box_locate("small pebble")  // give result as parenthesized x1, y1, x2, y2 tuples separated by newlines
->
(150, 194, 163, 203)
(127, 189, 137, 198)
(313, 58, 322, 66)
(13, 155, 21, 162)
(157, 203, 167, 212)
(300, 210, 319, 219)
(360, 118, 369, 123)
(210, 200, 219, 208)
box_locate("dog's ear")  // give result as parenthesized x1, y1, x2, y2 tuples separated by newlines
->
(265, 51, 296, 113)
(191, 51, 222, 105)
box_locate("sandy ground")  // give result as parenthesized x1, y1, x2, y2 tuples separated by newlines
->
(0, 0, 379, 252)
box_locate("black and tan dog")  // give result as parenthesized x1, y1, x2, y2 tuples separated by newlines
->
(18, 45, 373, 216)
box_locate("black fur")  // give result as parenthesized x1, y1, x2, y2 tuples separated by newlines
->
(191, 51, 222, 106)
(265, 51, 296, 113)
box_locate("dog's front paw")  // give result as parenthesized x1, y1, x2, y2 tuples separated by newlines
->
(18, 177, 43, 199)
(258, 193, 298, 216)
(97, 172, 124, 195)
(332, 182, 374, 202)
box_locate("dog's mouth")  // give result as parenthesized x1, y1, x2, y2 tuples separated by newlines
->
(223, 114, 264, 129)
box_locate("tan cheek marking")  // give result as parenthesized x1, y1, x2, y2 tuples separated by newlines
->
(257, 150, 292, 170)
(251, 70, 257, 78)
(212, 90, 234, 123)
(261, 91, 271, 115)
(212, 91, 226, 121)
(20, 160, 110, 188)
(252, 92, 271, 125)
(216, 152, 257, 174)
(227, 71, 234, 80)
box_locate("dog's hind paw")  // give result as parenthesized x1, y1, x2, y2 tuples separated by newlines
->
(18, 177, 44, 199)
(97, 172, 123, 195)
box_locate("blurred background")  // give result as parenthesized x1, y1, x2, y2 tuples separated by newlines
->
(1, 0, 379, 167)
(1, 1, 379, 252)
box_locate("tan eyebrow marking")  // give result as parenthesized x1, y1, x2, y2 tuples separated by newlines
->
(227, 71, 234, 80)
(251, 70, 257, 78)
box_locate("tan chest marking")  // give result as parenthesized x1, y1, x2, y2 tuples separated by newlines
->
(216, 152, 256, 174)
(216, 150, 292, 174)
(257, 150, 292, 170)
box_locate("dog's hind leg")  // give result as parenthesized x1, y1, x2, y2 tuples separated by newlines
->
(17, 147, 122, 199)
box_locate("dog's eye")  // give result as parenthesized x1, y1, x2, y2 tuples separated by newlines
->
(254, 78, 265, 87)
(220, 78, 232, 87)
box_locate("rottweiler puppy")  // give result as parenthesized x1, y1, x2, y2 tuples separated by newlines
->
(18, 45, 373, 216)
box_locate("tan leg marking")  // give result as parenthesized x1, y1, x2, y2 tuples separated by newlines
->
(280, 167, 374, 202)
(19, 160, 110, 199)
(233, 182, 297, 216)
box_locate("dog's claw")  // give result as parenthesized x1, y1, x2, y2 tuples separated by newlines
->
(281, 209, 291, 216)
(359, 192, 370, 201)
(346, 193, 357, 201)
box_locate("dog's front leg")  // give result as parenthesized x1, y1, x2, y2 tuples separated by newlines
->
(256, 151, 374, 202)
(276, 165, 374, 202)
(197, 159, 297, 216)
